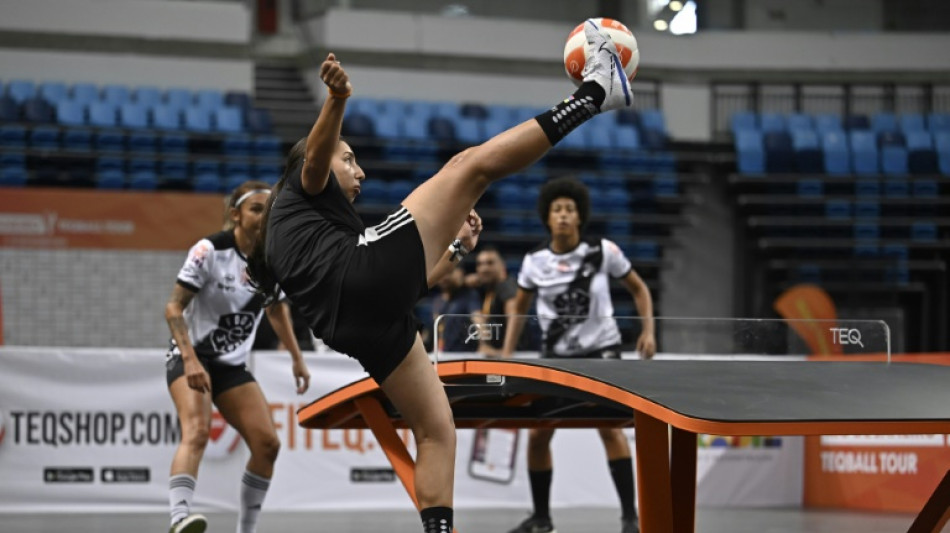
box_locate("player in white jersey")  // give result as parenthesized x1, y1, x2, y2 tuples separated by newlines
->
(502, 177, 655, 533)
(163, 180, 311, 533)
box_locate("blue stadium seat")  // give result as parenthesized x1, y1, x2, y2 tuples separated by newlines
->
(824, 200, 851, 218)
(0, 167, 28, 187)
(764, 131, 794, 173)
(815, 113, 843, 135)
(460, 102, 489, 119)
(165, 88, 193, 110)
(855, 180, 880, 197)
(128, 131, 157, 153)
(71, 83, 99, 105)
(854, 200, 880, 219)
(214, 107, 244, 133)
(96, 170, 125, 189)
(652, 175, 678, 197)
(378, 98, 406, 118)
(883, 179, 909, 197)
(641, 128, 668, 150)
(223, 174, 251, 193)
(160, 133, 189, 153)
(934, 132, 950, 175)
(128, 158, 156, 174)
(586, 124, 616, 150)
(759, 113, 786, 133)
(911, 222, 937, 242)
(0, 96, 19, 122)
(792, 129, 822, 173)
(6, 80, 36, 103)
(849, 130, 879, 175)
(342, 113, 375, 138)
(386, 180, 414, 204)
(735, 130, 764, 174)
(56, 101, 86, 126)
(899, 113, 925, 135)
(224, 161, 251, 176)
(879, 131, 908, 175)
(30, 126, 59, 149)
(796, 178, 823, 197)
(905, 131, 937, 175)
(102, 85, 131, 106)
(222, 134, 252, 155)
(189, 160, 217, 178)
(134, 86, 163, 108)
(358, 180, 387, 204)
(88, 102, 118, 127)
(184, 108, 212, 132)
(253, 135, 281, 156)
(433, 101, 461, 120)
(854, 223, 879, 240)
(119, 103, 150, 129)
(927, 112, 950, 134)
(347, 98, 379, 117)
(96, 128, 126, 153)
(844, 114, 870, 131)
(0, 125, 27, 148)
(454, 117, 483, 145)
(128, 170, 158, 190)
(246, 108, 273, 134)
(0, 151, 25, 169)
(912, 179, 938, 198)
(730, 111, 756, 134)
(787, 113, 813, 133)
(616, 109, 640, 128)
(870, 112, 897, 134)
(22, 98, 55, 123)
(405, 100, 436, 121)
(153, 105, 182, 130)
(427, 117, 456, 143)
(403, 115, 430, 141)
(96, 157, 124, 173)
(160, 159, 189, 181)
(195, 90, 224, 111)
(39, 82, 68, 104)
(224, 91, 252, 112)
(614, 126, 640, 151)
(821, 130, 850, 175)
(190, 172, 220, 192)
(374, 113, 402, 139)
(639, 110, 666, 134)
(627, 241, 660, 261)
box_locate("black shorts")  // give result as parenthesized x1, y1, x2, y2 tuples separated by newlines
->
(165, 348, 256, 398)
(543, 345, 622, 360)
(327, 207, 428, 384)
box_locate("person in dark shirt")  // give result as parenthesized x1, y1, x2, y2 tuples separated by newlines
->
(472, 245, 518, 356)
(428, 265, 479, 353)
(246, 23, 635, 533)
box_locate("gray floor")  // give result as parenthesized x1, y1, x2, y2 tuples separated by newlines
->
(0, 507, 920, 533)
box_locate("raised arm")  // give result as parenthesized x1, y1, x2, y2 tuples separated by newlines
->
(427, 210, 483, 287)
(620, 269, 656, 359)
(265, 301, 311, 394)
(164, 284, 210, 393)
(300, 52, 353, 195)
(500, 288, 535, 359)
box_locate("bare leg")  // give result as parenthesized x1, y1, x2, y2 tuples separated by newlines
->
(402, 120, 552, 273)
(599, 427, 631, 460)
(169, 377, 213, 477)
(379, 335, 457, 508)
(215, 382, 281, 478)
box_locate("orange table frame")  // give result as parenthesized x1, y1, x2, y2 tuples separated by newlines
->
(298, 359, 950, 533)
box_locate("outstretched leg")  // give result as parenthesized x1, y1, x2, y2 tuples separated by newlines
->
(402, 20, 633, 273)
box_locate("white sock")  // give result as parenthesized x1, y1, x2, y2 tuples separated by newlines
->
(237, 470, 271, 533)
(169, 473, 197, 526)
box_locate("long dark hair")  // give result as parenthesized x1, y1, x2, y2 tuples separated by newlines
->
(246, 138, 307, 300)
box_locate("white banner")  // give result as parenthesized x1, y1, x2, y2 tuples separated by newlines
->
(0, 348, 803, 512)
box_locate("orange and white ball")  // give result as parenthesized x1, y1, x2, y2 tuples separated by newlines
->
(563, 18, 639, 86)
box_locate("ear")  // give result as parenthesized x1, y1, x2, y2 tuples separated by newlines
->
(229, 206, 241, 223)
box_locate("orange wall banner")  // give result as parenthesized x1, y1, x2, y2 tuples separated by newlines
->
(804, 354, 950, 512)
(0, 189, 226, 250)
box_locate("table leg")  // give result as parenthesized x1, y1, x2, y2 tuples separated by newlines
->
(670, 427, 697, 533)
(908, 469, 950, 533)
(634, 411, 674, 533)
(354, 396, 420, 510)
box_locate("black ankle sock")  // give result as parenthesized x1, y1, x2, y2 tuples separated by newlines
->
(534, 81, 606, 146)
(420, 506, 453, 533)
(608, 457, 637, 520)
(528, 468, 553, 520)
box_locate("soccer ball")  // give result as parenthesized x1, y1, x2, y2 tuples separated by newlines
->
(563, 18, 639, 86)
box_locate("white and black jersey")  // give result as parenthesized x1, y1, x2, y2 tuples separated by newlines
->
(170, 230, 270, 366)
(517, 236, 632, 357)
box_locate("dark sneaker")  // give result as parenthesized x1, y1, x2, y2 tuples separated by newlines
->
(169, 514, 207, 533)
(621, 516, 640, 533)
(507, 514, 556, 533)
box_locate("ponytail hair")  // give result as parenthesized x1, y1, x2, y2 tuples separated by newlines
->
(246, 138, 307, 301)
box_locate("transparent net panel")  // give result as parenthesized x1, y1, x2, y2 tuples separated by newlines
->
(432, 314, 890, 384)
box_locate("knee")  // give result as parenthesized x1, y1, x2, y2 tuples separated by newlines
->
(527, 429, 554, 454)
(446, 147, 494, 187)
(251, 433, 281, 464)
(414, 411, 456, 449)
(181, 419, 210, 451)
(600, 428, 629, 447)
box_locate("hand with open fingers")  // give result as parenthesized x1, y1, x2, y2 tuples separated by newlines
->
(184, 358, 211, 394)
(293, 359, 311, 394)
(457, 210, 483, 252)
(320, 52, 352, 97)
(636, 332, 656, 360)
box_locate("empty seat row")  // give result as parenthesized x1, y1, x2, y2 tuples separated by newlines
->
(1, 80, 248, 112)
(735, 129, 950, 175)
(732, 111, 950, 137)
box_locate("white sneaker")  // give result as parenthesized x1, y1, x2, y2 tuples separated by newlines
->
(581, 19, 633, 111)
(169, 513, 207, 533)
